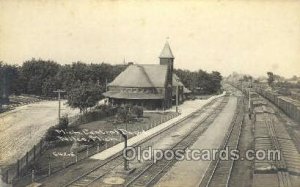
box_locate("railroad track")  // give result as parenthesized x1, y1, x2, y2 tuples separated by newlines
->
(199, 97, 244, 187)
(65, 157, 124, 187)
(265, 114, 287, 170)
(62, 96, 226, 187)
(124, 98, 230, 187)
(264, 113, 292, 187)
(228, 86, 299, 187)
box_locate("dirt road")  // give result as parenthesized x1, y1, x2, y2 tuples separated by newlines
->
(0, 100, 79, 165)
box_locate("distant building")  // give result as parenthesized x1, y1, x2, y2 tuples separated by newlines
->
(103, 41, 188, 110)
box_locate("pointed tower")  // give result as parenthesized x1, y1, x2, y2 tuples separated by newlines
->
(159, 41, 174, 108)
(159, 41, 174, 72)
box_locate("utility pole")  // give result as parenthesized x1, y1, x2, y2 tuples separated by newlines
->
(117, 129, 129, 171)
(176, 85, 179, 113)
(248, 80, 252, 119)
(248, 87, 251, 108)
(105, 79, 108, 92)
(53, 89, 66, 121)
(241, 80, 244, 94)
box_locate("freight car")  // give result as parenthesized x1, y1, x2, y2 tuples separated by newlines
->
(254, 87, 300, 123)
(228, 81, 300, 124)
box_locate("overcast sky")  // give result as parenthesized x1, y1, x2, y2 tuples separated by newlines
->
(1, 0, 300, 77)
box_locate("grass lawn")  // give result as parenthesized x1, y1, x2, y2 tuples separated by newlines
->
(18, 111, 178, 183)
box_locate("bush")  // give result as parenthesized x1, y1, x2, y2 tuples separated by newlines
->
(59, 115, 69, 129)
(45, 115, 69, 142)
(72, 105, 117, 125)
(45, 126, 59, 142)
(116, 106, 132, 123)
(95, 104, 115, 115)
(131, 106, 144, 118)
(114, 105, 144, 124)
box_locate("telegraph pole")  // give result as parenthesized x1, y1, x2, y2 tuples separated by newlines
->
(53, 89, 66, 120)
(117, 129, 129, 171)
(248, 80, 252, 119)
(105, 78, 108, 92)
(176, 85, 179, 113)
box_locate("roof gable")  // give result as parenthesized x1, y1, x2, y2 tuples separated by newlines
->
(108, 64, 168, 88)
(173, 73, 184, 86)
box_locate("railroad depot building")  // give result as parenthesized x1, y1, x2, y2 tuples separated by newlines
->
(103, 42, 189, 110)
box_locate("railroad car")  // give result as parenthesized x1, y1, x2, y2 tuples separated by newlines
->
(297, 107, 300, 122)
(230, 82, 300, 123)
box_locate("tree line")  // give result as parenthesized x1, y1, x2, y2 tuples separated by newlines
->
(174, 69, 222, 94)
(1, 59, 223, 110)
(1, 59, 127, 96)
(0, 59, 127, 110)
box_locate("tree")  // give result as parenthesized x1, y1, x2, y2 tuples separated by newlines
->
(55, 62, 127, 93)
(174, 69, 223, 94)
(291, 75, 298, 81)
(0, 63, 21, 103)
(67, 81, 103, 113)
(174, 69, 196, 92)
(210, 71, 222, 93)
(42, 77, 62, 97)
(242, 75, 253, 82)
(21, 59, 60, 95)
(195, 70, 211, 94)
(267, 72, 274, 87)
(27, 76, 43, 95)
(1, 60, 128, 104)
(0, 62, 3, 108)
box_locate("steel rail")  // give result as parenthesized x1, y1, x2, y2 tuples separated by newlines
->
(62, 96, 225, 187)
(124, 98, 229, 187)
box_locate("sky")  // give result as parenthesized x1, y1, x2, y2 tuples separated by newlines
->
(0, 0, 300, 77)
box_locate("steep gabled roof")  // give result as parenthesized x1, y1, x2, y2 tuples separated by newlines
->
(173, 73, 184, 87)
(108, 64, 168, 88)
(172, 73, 191, 94)
(159, 41, 174, 59)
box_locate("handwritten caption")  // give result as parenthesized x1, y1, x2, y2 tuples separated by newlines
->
(52, 129, 143, 157)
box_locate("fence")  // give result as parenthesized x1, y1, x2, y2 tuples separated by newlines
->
(1, 111, 180, 186)
(1, 137, 48, 185)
